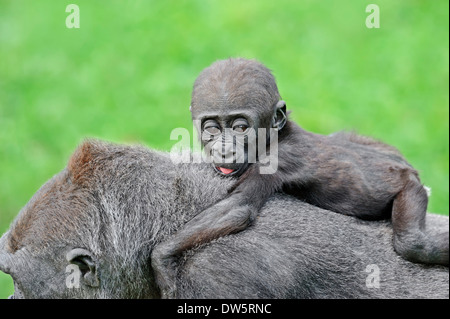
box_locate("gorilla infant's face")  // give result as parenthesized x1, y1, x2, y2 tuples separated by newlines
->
(197, 112, 257, 177)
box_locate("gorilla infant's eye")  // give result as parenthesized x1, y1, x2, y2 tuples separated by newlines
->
(203, 120, 221, 135)
(232, 118, 249, 133)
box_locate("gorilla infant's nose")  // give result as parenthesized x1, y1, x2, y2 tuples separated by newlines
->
(222, 143, 234, 156)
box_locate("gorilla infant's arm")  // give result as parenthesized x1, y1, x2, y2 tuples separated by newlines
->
(151, 58, 449, 298)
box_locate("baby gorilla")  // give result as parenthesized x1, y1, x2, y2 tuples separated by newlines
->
(152, 58, 449, 298)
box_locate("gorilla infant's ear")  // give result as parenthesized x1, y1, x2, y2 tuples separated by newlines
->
(272, 100, 287, 131)
(66, 248, 100, 288)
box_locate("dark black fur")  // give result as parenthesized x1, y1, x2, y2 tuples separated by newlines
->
(151, 58, 449, 298)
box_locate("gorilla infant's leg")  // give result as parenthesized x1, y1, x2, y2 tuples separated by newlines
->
(392, 171, 449, 266)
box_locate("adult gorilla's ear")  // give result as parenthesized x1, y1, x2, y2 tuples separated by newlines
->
(66, 248, 100, 288)
(272, 100, 287, 131)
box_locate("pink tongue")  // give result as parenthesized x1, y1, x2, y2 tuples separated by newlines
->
(217, 167, 235, 175)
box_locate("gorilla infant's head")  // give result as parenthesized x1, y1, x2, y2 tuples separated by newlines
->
(190, 58, 287, 176)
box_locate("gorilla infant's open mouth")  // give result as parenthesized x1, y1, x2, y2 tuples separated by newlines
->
(216, 167, 235, 175)
(214, 163, 249, 177)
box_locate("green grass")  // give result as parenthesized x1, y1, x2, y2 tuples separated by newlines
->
(0, 0, 448, 299)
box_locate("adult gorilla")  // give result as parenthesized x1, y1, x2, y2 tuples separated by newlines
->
(0, 140, 448, 298)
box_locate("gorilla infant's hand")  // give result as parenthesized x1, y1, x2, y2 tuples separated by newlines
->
(151, 244, 178, 299)
(151, 201, 258, 299)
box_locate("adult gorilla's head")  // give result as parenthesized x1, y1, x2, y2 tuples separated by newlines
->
(0, 141, 218, 299)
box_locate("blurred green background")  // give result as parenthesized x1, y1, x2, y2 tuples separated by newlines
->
(0, 0, 448, 298)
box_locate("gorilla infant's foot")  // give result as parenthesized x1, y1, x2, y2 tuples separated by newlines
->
(393, 230, 449, 266)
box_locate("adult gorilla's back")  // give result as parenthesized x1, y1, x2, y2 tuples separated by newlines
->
(0, 140, 448, 298)
(178, 195, 449, 298)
